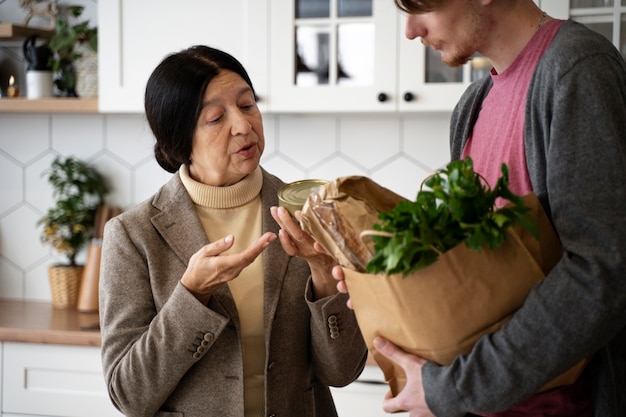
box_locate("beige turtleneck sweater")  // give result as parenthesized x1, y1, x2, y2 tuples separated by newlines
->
(180, 165, 265, 417)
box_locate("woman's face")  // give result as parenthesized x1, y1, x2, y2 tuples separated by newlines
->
(189, 70, 264, 187)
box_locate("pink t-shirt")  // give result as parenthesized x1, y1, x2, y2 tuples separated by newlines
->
(462, 19, 593, 417)
(462, 19, 562, 206)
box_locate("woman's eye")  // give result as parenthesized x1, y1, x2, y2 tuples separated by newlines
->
(207, 114, 223, 123)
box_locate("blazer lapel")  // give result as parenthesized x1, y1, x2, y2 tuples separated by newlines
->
(151, 174, 208, 267)
(260, 170, 292, 330)
(149, 170, 295, 328)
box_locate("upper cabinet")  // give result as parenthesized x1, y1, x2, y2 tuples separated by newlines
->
(269, 0, 399, 112)
(269, 0, 495, 113)
(98, 0, 268, 113)
(94, 0, 624, 114)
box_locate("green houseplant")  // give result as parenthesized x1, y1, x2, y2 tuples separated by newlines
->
(47, 5, 97, 96)
(38, 156, 107, 308)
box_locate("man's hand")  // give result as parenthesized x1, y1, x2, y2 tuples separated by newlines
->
(374, 337, 435, 417)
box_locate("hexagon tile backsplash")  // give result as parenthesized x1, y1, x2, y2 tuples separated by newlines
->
(0, 111, 451, 302)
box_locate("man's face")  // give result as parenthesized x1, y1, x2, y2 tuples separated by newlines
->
(404, 0, 490, 67)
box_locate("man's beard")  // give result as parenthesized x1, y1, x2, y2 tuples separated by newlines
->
(422, 39, 473, 68)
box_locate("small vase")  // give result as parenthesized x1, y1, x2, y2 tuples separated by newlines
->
(75, 43, 98, 98)
(48, 265, 84, 309)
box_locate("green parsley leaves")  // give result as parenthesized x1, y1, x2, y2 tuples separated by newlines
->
(365, 157, 539, 276)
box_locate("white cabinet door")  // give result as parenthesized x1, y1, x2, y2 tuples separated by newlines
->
(269, 0, 485, 113)
(98, 0, 268, 113)
(396, 13, 470, 112)
(2, 342, 123, 417)
(269, 0, 399, 112)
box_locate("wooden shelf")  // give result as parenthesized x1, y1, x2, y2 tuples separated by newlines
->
(0, 97, 98, 113)
(0, 23, 54, 40)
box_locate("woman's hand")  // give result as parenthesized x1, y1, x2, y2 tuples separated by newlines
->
(181, 232, 276, 304)
(331, 265, 354, 309)
(270, 206, 337, 299)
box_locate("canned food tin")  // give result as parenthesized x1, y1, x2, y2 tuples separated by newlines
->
(278, 179, 328, 216)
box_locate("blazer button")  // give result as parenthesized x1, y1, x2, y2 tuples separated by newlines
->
(328, 315, 340, 338)
(203, 333, 214, 342)
(193, 351, 202, 359)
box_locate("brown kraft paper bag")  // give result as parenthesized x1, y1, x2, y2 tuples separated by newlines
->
(301, 176, 588, 397)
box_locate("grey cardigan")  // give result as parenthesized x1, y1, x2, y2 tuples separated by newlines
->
(425, 21, 626, 416)
(99, 168, 367, 417)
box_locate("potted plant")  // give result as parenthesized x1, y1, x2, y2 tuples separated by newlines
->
(47, 5, 97, 97)
(38, 156, 107, 308)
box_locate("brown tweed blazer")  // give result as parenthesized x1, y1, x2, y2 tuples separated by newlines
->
(99, 168, 367, 417)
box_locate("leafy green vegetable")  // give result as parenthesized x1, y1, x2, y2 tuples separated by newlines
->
(366, 157, 539, 276)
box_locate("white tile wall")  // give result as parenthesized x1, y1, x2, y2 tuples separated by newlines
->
(0, 111, 451, 302)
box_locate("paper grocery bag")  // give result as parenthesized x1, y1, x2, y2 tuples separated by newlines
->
(343, 194, 587, 396)
(300, 176, 405, 272)
(301, 176, 586, 397)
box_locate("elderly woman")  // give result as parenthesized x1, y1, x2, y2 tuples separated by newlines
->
(99, 45, 367, 417)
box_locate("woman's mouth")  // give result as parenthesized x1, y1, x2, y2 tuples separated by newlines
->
(235, 142, 257, 158)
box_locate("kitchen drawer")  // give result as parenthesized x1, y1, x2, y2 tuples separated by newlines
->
(331, 366, 409, 417)
(2, 342, 122, 417)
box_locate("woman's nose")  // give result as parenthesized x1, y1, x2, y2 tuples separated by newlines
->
(405, 14, 425, 40)
(230, 110, 252, 136)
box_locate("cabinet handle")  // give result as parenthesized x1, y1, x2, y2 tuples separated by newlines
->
(377, 92, 388, 102)
(403, 92, 415, 102)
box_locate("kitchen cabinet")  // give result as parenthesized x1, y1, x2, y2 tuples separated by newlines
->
(269, 0, 399, 112)
(1, 342, 122, 417)
(269, 0, 494, 113)
(98, 0, 269, 113)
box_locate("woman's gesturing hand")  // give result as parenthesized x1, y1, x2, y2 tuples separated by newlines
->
(181, 232, 276, 304)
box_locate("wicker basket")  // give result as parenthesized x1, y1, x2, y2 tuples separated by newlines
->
(48, 265, 83, 309)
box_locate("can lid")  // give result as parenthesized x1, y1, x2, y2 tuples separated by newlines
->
(278, 179, 328, 215)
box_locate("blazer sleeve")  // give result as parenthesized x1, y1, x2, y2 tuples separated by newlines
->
(305, 279, 368, 387)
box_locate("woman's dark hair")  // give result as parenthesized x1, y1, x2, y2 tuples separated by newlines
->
(394, 0, 439, 14)
(145, 45, 257, 173)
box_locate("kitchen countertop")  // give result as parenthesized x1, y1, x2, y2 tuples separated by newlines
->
(0, 299, 101, 347)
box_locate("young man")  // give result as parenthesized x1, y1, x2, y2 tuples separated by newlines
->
(334, 0, 626, 416)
